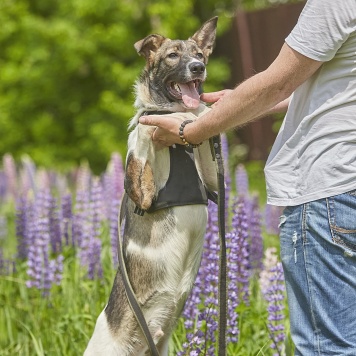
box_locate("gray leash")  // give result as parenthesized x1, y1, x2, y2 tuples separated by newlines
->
(117, 193, 160, 356)
(117, 135, 227, 356)
(210, 135, 227, 356)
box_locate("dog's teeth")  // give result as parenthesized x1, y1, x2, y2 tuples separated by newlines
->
(174, 83, 181, 93)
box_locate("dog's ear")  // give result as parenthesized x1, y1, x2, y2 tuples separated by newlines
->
(189, 16, 218, 58)
(134, 34, 167, 61)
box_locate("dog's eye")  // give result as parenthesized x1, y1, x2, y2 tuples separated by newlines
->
(168, 53, 178, 59)
(197, 53, 204, 59)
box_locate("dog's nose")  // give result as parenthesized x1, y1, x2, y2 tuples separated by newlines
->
(189, 62, 205, 75)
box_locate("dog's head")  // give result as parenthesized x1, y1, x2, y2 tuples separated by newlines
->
(134, 17, 218, 112)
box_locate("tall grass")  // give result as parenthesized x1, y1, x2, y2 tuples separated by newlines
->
(0, 149, 292, 356)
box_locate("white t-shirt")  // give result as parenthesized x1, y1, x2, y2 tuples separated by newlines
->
(264, 0, 356, 206)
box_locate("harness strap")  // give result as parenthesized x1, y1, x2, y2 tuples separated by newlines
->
(117, 194, 160, 356)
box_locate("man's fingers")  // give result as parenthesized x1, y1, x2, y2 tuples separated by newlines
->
(200, 89, 232, 103)
(139, 115, 162, 126)
(200, 91, 225, 103)
(138, 114, 183, 146)
(200, 92, 220, 103)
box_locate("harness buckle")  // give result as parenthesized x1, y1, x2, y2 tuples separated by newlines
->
(134, 206, 146, 216)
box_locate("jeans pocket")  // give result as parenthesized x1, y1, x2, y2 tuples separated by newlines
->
(326, 190, 356, 252)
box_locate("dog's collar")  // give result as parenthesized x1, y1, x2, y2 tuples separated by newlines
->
(142, 110, 175, 116)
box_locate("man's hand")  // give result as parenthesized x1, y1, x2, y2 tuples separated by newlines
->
(139, 112, 196, 147)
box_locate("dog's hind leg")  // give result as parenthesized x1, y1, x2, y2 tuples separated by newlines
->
(156, 333, 169, 356)
(133, 328, 165, 356)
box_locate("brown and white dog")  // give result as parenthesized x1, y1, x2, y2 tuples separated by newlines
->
(85, 17, 218, 356)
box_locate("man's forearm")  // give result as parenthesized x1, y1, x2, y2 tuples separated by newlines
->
(185, 70, 291, 143)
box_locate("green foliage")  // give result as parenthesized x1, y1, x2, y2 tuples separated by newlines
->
(0, 248, 117, 355)
(240, 0, 304, 11)
(0, 0, 302, 173)
(0, 0, 233, 173)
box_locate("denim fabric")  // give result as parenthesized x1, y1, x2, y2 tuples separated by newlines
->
(279, 190, 356, 355)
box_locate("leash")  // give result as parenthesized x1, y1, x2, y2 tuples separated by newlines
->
(210, 134, 227, 356)
(117, 193, 160, 356)
(118, 115, 227, 356)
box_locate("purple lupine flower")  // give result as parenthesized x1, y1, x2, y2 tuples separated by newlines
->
(180, 201, 220, 355)
(180, 190, 254, 352)
(26, 189, 64, 295)
(179, 308, 218, 356)
(0, 171, 7, 202)
(47, 169, 68, 198)
(259, 248, 279, 293)
(49, 193, 62, 254)
(226, 229, 240, 343)
(72, 189, 89, 249)
(16, 196, 30, 259)
(0, 248, 16, 275)
(0, 215, 7, 240)
(87, 236, 103, 280)
(102, 153, 125, 266)
(20, 155, 37, 196)
(249, 195, 264, 273)
(36, 168, 51, 192)
(49, 254, 64, 286)
(76, 178, 103, 279)
(76, 162, 92, 192)
(235, 164, 249, 197)
(108, 198, 120, 267)
(231, 196, 250, 304)
(182, 201, 219, 323)
(221, 134, 231, 206)
(47, 171, 58, 192)
(61, 194, 73, 246)
(90, 178, 105, 235)
(75, 190, 91, 268)
(0, 248, 5, 274)
(265, 204, 283, 235)
(260, 248, 286, 356)
(88, 178, 104, 279)
(3, 153, 18, 200)
(108, 152, 125, 200)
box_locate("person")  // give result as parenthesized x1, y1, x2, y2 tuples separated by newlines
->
(139, 0, 356, 355)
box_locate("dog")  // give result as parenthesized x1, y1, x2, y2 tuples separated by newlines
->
(85, 17, 219, 356)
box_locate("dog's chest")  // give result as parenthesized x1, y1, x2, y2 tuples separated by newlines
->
(125, 203, 208, 293)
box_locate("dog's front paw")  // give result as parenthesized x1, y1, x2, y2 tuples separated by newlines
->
(125, 153, 155, 210)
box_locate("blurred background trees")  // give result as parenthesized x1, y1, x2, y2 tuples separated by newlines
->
(0, 0, 302, 173)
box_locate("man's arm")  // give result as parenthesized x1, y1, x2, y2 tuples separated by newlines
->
(139, 43, 322, 145)
(201, 91, 290, 116)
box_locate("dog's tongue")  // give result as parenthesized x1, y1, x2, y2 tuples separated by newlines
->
(180, 82, 200, 109)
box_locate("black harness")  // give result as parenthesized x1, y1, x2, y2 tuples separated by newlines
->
(118, 112, 227, 356)
(134, 144, 217, 216)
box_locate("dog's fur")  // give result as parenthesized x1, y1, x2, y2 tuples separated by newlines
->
(85, 17, 218, 356)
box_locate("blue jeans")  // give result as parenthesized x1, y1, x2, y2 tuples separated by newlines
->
(279, 190, 356, 356)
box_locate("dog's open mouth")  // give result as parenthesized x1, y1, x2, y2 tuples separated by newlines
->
(168, 80, 201, 109)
